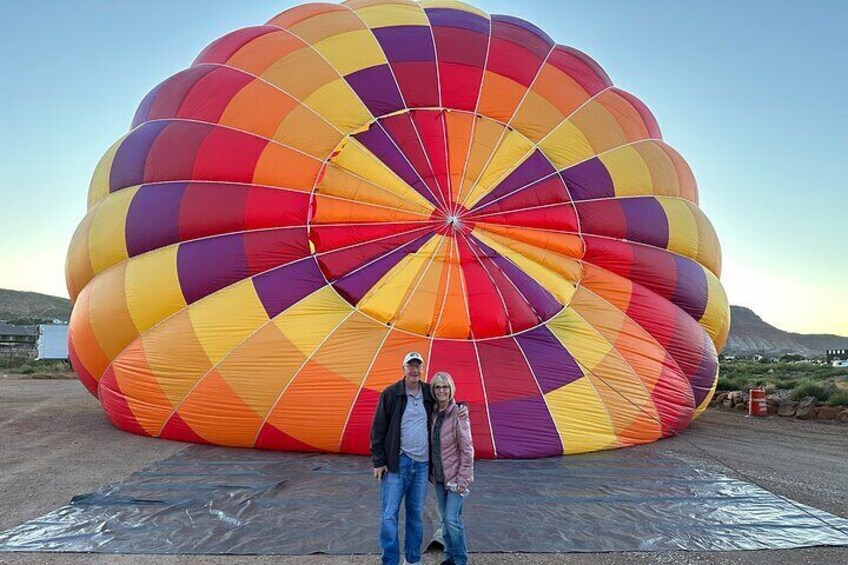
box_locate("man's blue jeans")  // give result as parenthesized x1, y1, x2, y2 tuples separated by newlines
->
(435, 483, 468, 565)
(380, 453, 428, 565)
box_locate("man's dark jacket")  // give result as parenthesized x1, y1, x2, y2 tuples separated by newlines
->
(370, 379, 435, 473)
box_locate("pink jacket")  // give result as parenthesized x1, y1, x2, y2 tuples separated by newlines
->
(431, 401, 474, 489)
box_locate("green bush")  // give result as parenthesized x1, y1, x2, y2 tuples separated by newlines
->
(717, 375, 749, 392)
(0, 357, 30, 370)
(0, 358, 69, 374)
(790, 381, 829, 401)
(715, 359, 848, 406)
(826, 391, 848, 407)
(715, 378, 735, 392)
(773, 378, 800, 390)
(720, 359, 845, 385)
(780, 353, 805, 362)
(716, 376, 767, 393)
(35, 360, 69, 373)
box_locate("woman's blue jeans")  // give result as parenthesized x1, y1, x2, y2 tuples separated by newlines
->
(435, 482, 468, 565)
(380, 453, 428, 565)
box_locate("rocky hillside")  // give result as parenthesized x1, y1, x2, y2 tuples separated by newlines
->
(0, 289, 71, 321)
(725, 306, 848, 357)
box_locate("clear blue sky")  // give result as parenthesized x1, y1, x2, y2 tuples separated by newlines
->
(1, 1, 845, 336)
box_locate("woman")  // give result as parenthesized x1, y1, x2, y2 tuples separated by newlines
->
(429, 371, 474, 565)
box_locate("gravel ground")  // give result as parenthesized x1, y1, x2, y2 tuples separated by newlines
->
(1, 378, 846, 565)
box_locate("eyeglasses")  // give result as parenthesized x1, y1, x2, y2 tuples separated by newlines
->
(433, 385, 451, 391)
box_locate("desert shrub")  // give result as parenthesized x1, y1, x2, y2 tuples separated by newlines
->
(721, 359, 843, 385)
(826, 391, 848, 407)
(772, 377, 800, 390)
(716, 373, 768, 392)
(717, 375, 746, 392)
(0, 359, 68, 374)
(36, 360, 70, 373)
(24, 360, 70, 372)
(715, 378, 735, 392)
(790, 381, 829, 401)
(0, 357, 30, 370)
(779, 353, 805, 362)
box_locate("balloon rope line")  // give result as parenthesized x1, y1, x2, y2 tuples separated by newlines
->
(578, 362, 848, 539)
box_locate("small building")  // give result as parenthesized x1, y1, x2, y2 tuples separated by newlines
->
(0, 324, 38, 358)
(826, 349, 848, 363)
(36, 324, 69, 360)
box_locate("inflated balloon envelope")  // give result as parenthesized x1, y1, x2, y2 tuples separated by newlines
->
(65, 0, 730, 458)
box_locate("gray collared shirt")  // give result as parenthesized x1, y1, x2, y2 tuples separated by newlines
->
(400, 386, 429, 462)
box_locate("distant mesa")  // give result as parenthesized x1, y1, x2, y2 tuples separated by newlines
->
(0, 289, 70, 323)
(0, 289, 70, 361)
(724, 305, 848, 357)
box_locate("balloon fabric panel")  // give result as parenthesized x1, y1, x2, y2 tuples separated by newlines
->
(66, 0, 729, 458)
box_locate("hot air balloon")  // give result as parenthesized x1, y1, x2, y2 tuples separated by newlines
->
(65, 0, 730, 458)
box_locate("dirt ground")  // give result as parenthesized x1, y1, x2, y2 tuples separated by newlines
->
(1, 377, 847, 565)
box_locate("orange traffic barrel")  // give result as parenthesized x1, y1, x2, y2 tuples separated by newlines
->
(748, 388, 767, 417)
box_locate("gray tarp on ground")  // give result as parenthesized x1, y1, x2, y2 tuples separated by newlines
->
(2, 445, 848, 554)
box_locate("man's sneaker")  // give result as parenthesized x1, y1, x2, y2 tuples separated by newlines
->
(439, 560, 456, 565)
(402, 560, 421, 565)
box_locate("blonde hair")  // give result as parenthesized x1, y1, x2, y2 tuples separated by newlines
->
(430, 371, 456, 402)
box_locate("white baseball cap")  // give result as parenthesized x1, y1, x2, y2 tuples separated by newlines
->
(403, 351, 424, 365)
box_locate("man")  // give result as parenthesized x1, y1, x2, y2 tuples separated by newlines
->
(371, 351, 434, 565)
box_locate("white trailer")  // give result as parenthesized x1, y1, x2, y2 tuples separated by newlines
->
(36, 324, 69, 360)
